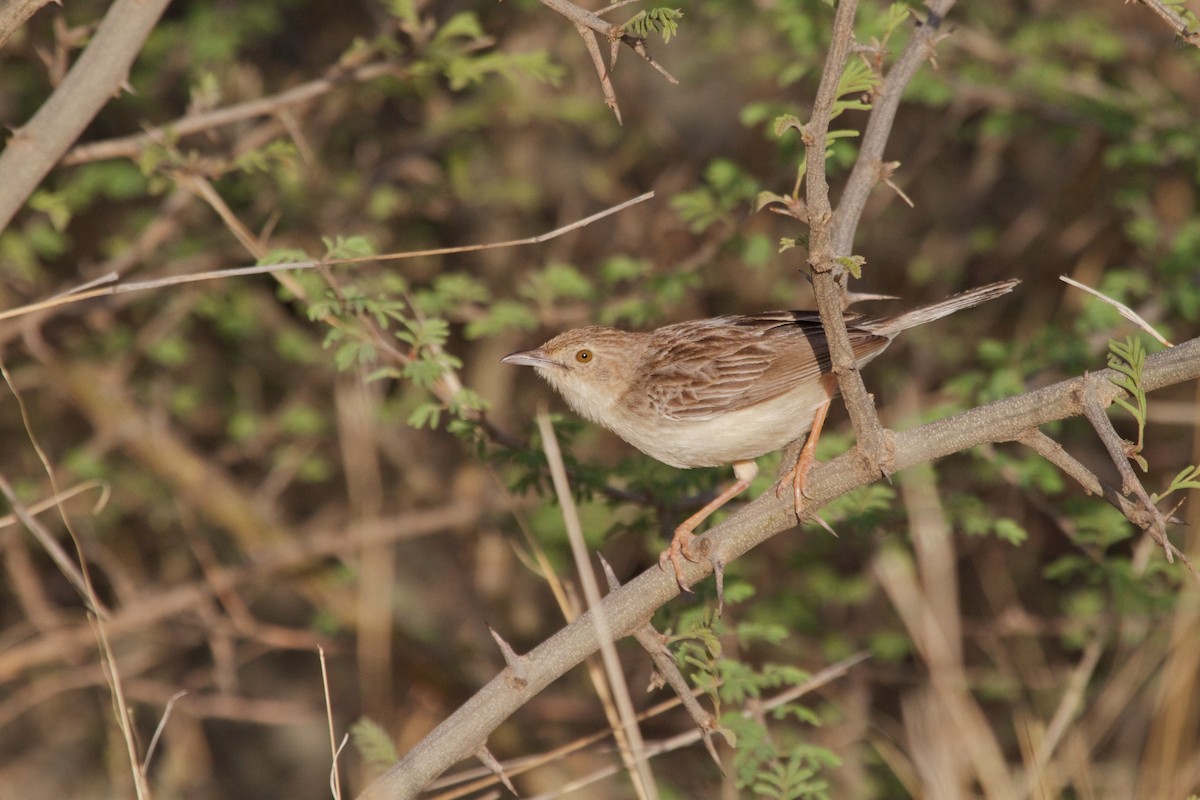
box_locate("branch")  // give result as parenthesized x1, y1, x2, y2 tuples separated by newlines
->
(0, 0, 51, 50)
(356, 336, 1200, 800)
(804, 0, 897, 478)
(537, 0, 677, 122)
(809, 0, 961, 482)
(60, 59, 410, 167)
(831, 0, 958, 254)
(0, 0, 172, 233)
(1130, 0, 1200, 49)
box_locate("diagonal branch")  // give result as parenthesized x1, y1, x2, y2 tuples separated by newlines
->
(0, 0, 172, 233)
(831, 0, 958, 255)
(1130, 0, 1200, 49)
(537, 0, 677, 122)
(1081, 380, 1175, 563)
(356, 337, 1200, 800)
(0, 0, 51, 50)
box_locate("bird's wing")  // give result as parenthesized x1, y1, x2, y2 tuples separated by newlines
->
(632, 312, 888, 421)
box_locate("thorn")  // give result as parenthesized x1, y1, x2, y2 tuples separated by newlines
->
(712, 556, 726, 616)
(1165, 496, 1187, 525)
(812, 514, 839, 538)
(489, 627, 529, 688)
(475, 745, 517, 795)
(702, 726, 723, 772)
(598, 553, 621, 592)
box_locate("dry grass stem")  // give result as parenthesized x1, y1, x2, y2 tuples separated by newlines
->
(1059, 275, 1172, 346)
(536, 408, 658, 800)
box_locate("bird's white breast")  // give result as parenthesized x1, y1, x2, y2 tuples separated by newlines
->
(603, 383, 832, 468)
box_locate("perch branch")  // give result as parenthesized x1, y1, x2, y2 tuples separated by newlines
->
(356, 338, 1200, 800)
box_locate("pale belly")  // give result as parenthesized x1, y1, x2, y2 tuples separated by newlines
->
(605, 387, 831, 469)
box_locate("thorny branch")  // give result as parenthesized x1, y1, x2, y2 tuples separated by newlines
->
(358, 338, 1200, 799)
(538, 0, 678, 123)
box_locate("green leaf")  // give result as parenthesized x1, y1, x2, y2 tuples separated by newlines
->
(351, 717, 398, 767)
(773, 114, 805, 137)
(623, 8, 684, 43)
(464, 300, 538, 339)
(432, 12, 485, 44)
(993, 518, 1028, 546)
(258, 247, 311, 266)
(321, 235, 377, 260)
(407, 401, 442, 429)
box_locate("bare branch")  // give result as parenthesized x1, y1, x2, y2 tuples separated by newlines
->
(831, 0, 958, 255)
(1082, 381, 1175, 562)
(0, 0, 52, 50)
(61, 59, 410, 167)
(0, 192, 656, 324)
(0, 0, 172, 233)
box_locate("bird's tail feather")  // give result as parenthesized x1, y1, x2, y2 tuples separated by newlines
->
(874, 279, 1020, 335)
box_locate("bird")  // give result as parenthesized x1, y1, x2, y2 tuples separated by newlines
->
(502, 279, 1019, 590)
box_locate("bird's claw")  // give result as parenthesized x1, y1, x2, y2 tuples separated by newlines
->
(659, 529, 698, 592)
(777, 456, 816, 522)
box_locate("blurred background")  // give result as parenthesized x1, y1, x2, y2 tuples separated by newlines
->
(1, 0, 1199, 797)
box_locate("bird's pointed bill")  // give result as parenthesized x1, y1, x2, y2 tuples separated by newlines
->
(501, 349, 557, 368)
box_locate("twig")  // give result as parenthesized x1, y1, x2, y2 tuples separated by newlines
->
(428, 651, 869, 800)
(601, 557, 721, 760)
(0, 480, 110, 531)
(519, 652, 869, 800)
(1130, 0, 1200, 49)
(143, 689, 187, 771)
(1014, 429, 1191, 574)
(320, 646, 344, 800)
(831, 0, 958, 254)
(61, 59, 411, 167)
(575, 22, 622, 124)
(0, 191, 656, 324)
(538, 0, 613, 36)
(537, 0, 677, 113)
(1082, 379, 1175, 563)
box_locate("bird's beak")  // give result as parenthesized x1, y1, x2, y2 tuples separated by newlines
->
(501, 348, 557, 369)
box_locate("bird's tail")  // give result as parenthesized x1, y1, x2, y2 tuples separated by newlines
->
(873, 279, 1020, 335)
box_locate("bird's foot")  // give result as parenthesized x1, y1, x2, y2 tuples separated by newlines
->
(777, 450, 818, 522)
(659, 527, 699, 592)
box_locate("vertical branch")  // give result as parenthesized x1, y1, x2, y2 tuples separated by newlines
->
(805, 0, 962, 476)
(803, 0, 893, 474)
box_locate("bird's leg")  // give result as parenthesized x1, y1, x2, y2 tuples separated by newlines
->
(660, 460, 758, 591)
(778, 390, 833, 520)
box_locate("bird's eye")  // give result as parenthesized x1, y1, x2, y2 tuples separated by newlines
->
(575, 349, 593, 363)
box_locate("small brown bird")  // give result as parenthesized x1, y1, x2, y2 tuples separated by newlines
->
(503, 280, 1018, 589)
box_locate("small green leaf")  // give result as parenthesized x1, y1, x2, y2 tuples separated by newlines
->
(351, 717, 399, 767)
(993, 518, 1028, 546)
(407, 402, 442, 429)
